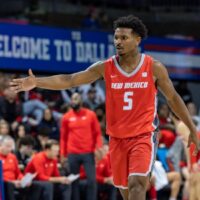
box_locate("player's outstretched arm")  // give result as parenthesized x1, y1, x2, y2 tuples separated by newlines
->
(10, 62, 104, 92)
(153, 60, 199, 154)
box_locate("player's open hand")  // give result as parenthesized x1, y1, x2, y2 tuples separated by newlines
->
(10, 69, 36, 93)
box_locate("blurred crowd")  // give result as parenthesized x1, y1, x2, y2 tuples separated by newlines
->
(0, 72, 200, 200)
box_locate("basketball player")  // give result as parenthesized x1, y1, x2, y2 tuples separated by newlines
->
(10, 15, 198, 200)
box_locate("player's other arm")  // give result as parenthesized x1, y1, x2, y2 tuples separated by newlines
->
(153, 60, 199, 153)
(10, 61, 104, 92)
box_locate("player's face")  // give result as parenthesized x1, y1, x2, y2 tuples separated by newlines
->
(114, 28, 141, 55)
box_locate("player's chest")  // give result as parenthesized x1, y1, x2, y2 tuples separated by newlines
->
(108, 71, 150, 93)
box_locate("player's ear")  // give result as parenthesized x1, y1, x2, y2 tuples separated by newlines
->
(135, 35, 141, 46)
(132, 31, 141, 46)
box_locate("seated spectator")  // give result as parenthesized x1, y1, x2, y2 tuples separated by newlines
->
(96, 144, 117, 200)
(158, 103, 176, 148)
(38, 108, 60, 140)
(80, 143, 117, 200)
(25, 139, 71, 200)
(34, 127, 50, 151)
(159, 129, 176, 149)
(0, 119, 10, 136)
(79, 81, 105, 104)
(173, 119, 197, 200)
(0, 135, 41, 200)
(186, 102, 200, 131)
(152, 160, 181, 200)
(0, 85, 60, 129)
(15, 124, 27, 139)
(0, 86, 22, 130)
(39, 89, 63, 110)
(15, 135, 35, 171)
(14, 123, 31, 147)
(94, 104, 106, 139)
(167, 136, 189, 200)
(94, 104, 105, 123)
(83, 88, 100, 110)
(158, 103, 175, 131)
(22, 99, 48, 126)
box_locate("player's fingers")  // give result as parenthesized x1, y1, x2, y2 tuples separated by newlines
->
(9, 81, 19, 87)
(29, 69, 34, 76)
(11, 78, 24, 84)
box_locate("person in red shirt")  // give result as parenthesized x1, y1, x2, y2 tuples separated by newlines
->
(0, 135, 41, 200)
(25, 139, 71, 200)
(79, 143, 117, 200)
(60, 92, 102, 200)
(158, 103, 176, 148)
(10, 15, 199, 200)
(95, 144, 117, 200)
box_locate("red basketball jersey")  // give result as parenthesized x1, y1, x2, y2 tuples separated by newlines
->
(105, 53, 158, 138)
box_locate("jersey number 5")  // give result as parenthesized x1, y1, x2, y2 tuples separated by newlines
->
(123, 91, 133, 110)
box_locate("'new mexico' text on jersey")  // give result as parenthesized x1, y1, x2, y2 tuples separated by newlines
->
(105, 54, 158, 138)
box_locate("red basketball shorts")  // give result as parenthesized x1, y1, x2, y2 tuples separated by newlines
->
(109, 131, 158, 189)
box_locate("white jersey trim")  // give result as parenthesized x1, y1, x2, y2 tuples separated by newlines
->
(152, 95, 158, 129)
(112, 54, 145, 77)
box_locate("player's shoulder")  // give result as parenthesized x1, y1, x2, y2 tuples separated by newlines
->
(104, 56, 114, 63)
(93, 55, 115, 67)
(89, 57, 115, 69)
(151, 57, 168, 77)
(101, 55, 117, 72)
(152, 59, 163, 67)
(142, 53, 160, 65)
(87, 60, 106, 77)
(105, 55, 114, 62)
(89, 60, 105, 69)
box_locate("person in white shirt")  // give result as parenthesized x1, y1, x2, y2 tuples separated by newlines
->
(152, 160, 181, 200)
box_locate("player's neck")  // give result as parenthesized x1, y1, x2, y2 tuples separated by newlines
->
(118, 50, 141, 71)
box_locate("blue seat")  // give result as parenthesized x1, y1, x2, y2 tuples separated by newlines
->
(157, 147, 169, 172)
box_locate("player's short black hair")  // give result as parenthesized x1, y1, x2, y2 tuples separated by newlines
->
(113, 15, 148, 39)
